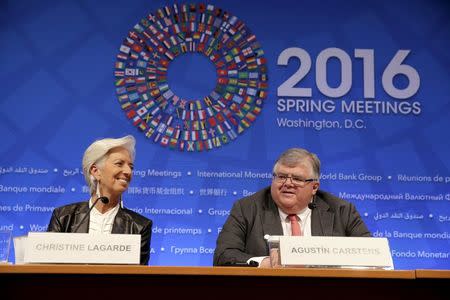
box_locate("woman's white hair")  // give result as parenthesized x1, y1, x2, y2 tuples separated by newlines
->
(82, 135, 136, 195)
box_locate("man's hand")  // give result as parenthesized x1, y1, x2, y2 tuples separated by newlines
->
(259, 257, 272, 268)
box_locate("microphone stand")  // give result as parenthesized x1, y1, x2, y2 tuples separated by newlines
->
(72, 196, 109, 233)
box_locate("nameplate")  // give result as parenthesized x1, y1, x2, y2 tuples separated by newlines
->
(24, 232, 140, 264)
(279, 236, 393, 269)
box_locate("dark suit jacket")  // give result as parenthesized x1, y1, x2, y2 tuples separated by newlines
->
(213, 187, 371, 266)
(47, 201, 152, 265)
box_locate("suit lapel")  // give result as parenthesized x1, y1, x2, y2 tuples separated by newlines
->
(311, 196, 334, 236)
(112, 208, 129, 234)
(262, 194, 283, 236)
(71, 202, 89, 233)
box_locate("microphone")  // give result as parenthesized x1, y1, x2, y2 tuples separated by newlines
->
(308, 195, 325, 235)
(72, 196, 109, 233)
(308, 195, 317, 209)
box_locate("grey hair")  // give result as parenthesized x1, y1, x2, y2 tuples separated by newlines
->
(82, 135, 136, 195)
(272, 148, 321, 179)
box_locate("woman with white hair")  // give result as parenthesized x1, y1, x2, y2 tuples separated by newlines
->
(47, 135, 152, 265)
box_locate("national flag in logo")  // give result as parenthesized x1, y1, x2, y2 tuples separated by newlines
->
(137, 106, 148, 116)
(257, 57, 267, 65)
(120, 45, 131, 54)
(114, 70, 125, 77)
(116, 87, 126, 94)
(126, 110, 136, 119)
(241, 119, 250, 128)
(150, 90, 160, 97)
(205, 139, 213, 150)
(173, 128, 181, 139)
(247, 88, 257, 96)
(191, 131, 199, 141)
(137, 85, 147, 93)
(200, 130, 208, 140)
(115, 61, 125, 69)
(164, 51, 174, 60)
(232, 95, 243, 104)
(186, 141, 195, 152)
(256, 82, 268, 91)
(216, 124, 224, 135)
(129, 93, 139, 102)
(217, 69, 227, 76)
(182, 131, 190, 141)
(195, 141, 204, 151)
(117, 54, 129, 63)
(242, 47, 253, 56)
(125, 78, 136, 84)
(166, 126, 174, 136)
(173, 24, 181, 34)
(246, 112, 256, 122)
(228, 78, 237, 85)
(169, 138, 178, 149)
(143, 125, 154, 137)
(178, 140, 185, 151)
(160, 59, 170, 67)
(205, 107, 214, 117)
(118, 94, 129, 102)
(227, 129, 238, 140)
(198, 110, 206, 120)
(130, 52, 139, 60)
(208, 117, 217, 127)
(120, 102, 131, 110)
(217, 77, 228, 85)
(212, 136, 221, 147)
(223, 120, 232, 130)
(258, 90, 267, 98)
(228, 70, 237, 77)
(220, 134, 229, 144)
(160, 136, 169, 146)
(131, 43, 143, 53)
(133, 115, 142, 126)
(137, 60, 146, 68)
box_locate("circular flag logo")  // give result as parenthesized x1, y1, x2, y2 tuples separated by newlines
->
(114, 3, 268, 152)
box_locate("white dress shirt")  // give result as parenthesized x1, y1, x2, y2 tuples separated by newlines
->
(247, 205, 312, 266)
(88, 197, 119, 234)
(278, 206, 312, 237)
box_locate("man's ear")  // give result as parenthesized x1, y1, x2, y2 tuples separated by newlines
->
(312, 181, 320, 194)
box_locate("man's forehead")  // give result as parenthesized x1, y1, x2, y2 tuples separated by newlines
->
(276, 163, 311, 172)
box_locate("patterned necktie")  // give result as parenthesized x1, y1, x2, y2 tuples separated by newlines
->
(288, 214, 302, 236)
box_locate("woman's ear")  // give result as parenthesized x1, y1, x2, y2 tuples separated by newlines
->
(90, 164, 101, 181)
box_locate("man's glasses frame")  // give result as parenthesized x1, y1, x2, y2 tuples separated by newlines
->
(272, 173, 318, 187)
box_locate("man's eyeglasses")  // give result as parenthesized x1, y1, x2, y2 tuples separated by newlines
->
(272, 173, 317, 187)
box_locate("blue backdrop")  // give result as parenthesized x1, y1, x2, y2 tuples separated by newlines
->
(0, 0, 449, 269)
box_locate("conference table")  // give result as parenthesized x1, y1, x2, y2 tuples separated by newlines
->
(1, 265, 448, 299)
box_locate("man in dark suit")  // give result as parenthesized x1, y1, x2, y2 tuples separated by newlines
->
(213, 148, 371, 267)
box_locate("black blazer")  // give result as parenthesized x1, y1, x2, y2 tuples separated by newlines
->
(47, 201, 152, 265)
(213, 187, 371, 266)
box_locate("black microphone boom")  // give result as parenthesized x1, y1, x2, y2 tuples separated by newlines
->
(223, 259, 259, 267)
(72, 196, 109, 233)
(308, 195, 317, 209)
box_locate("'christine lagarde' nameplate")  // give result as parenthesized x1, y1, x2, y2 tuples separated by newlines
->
(279, 236, 393, 269)
(24, 232, 141, 264)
